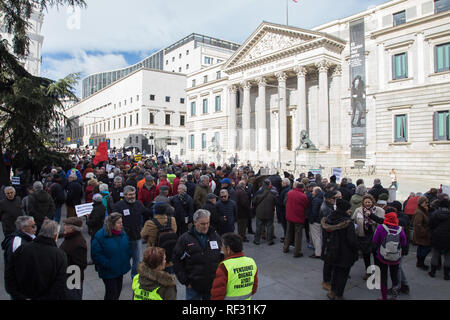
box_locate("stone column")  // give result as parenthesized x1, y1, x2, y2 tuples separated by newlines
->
(275, 71, 287, 151)
(241, 80, 251, 152)
(330, 65, 342, 148)
(316, 60, 330, 148)
(227, 85, 237, 153)
(294, 65, 307, 150)
(256, 77, 267, 155)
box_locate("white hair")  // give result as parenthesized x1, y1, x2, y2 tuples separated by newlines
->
(193, 209, 211, 222)
(33, 181, 43, 191)
(99, 183, 109, 193)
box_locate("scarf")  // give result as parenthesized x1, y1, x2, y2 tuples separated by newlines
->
(362, 205, 377, 232)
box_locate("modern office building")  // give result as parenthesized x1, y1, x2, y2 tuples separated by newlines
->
(185, 0, 450, 179)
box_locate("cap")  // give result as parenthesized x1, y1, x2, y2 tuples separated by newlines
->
(221, 178, 231, 185)
(207, 193, 218, 200)
(64, 217, 83, 228)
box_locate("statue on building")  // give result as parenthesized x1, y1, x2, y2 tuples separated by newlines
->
(296, 130, 317, 150)
(208, 137, 220, 153)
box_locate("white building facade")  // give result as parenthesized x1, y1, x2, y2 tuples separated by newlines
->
(186, 0, 450, 179)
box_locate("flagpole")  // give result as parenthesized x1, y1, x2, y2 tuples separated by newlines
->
(286, 0, 289, 25)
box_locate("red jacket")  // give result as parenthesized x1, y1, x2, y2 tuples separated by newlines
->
(172, 177, 181, 196)
(285, 188, 309, 224)
(138, 184, 158, 206)
(156, 178, 173, 196)
(210, 252, 258, 300)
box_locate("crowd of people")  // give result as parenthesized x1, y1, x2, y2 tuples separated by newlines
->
(1, 151, 449, 300)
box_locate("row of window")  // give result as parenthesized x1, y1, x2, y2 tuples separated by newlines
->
(166, 49, 190, 65)
(112, 94, 186, 109)
(394, 110, 450, 142)
(149, 94, 185, 104)
(392, 42, 450, 80)
(189, 132, 220, 149)
(393, 0, 450, 27)
(148, 112, 185, 126)
(190, 96, 222, 116)
(191, 71, 222, 88)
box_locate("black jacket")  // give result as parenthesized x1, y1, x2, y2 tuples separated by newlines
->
(50, 182, 66, 207)
(170, 193, 194, 225)
(368, 184, 389, 202)
(173, 226, 223, 295)
(86, 202, 106, 238)
(1, 230, 34, 266)
(339, 186, 352, 202)
(216, 199, 237, 234)
(276, 186, 291, 223)
(202, 201, 221, 232)
(113, 200, 147, 241)
(321, 210, 358, 268)
(66, 181, 83, 207)
(430, 207, 450, 251)
(5, 236, 68, 300)
(0, 197, 22, 236)
(28, 190, 55, 229)
(110, 185, 124, 204)
(59, 231, 88, 282)
(186, 181, 196, 198)
(308, 192, 324, 224)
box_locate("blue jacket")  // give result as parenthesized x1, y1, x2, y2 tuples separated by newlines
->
(91, 227, 132, 279)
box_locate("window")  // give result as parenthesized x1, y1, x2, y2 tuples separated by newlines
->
(108, 121, 110, 131)
(192, 79, 196, 87)
(189, 134, 195, 149)
(214, 132, 220, 146)
(136, 113, 139, 125)
(433, 110, 450, 140)
(150, 94, 155, 101)
(186, 50, 189, 55)
(172, 57, 175, 62)
(149, 112, 154, 124)
(130, 97, 133, 103)
(392, 52, 408, 80)
(136, 136, 139, 143)
(394, 114, 408, 142)
(137, 95, 139, 102)
(435, 0, 450, 13)
(202, 133, 206, 149)
(393, 10, 406, 26)
(180, 115, 185, 126)
(186, 64, 189, 70)
(435, 42, 450, 73)
(119, 102, 121, 108)
(191, 102, 196, 116)
(165, 114, 171, 125)
(123, 116, 126, 128)
(179, 67, 182, 72)
(203, 99, 208, 114)
(217, 59, 223, 63)
(216, 71, 221, 80)
(129, 137, 132, 144)
(204, 56, 212, 64)
(179, 53, 182, 59)
(129, 115, 132, 126)
(114, 119, 116, 129)
(165, 96, 170, 102)
(124, 100, 127, 106)
(203, 75, 208, 83)
(166, 60, 168, 65)
(215, 95, 221, 112)
(118, 118, 121, 129)
(180, 98, 185, 104)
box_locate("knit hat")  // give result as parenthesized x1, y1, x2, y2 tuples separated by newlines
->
(64, 217, 83, 228)
(383, 212, 399, 227)
(221, 178, 231, 185)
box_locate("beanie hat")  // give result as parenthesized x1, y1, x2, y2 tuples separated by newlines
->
(336, 198, 351, 213)
(221, 178, 231, 185)
(383, 212, 399, 227)
(64, 217, 83, 228)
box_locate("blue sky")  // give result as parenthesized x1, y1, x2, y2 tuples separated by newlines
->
(40, 0, 389, 96)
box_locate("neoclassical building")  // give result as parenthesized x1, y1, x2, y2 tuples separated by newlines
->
(186, 0, 450, 180)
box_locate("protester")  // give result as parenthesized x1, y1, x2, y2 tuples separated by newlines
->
(28, 181, 55, 234)
(211, 233, 258, 300)
(321, 199, 358, 300)
(170, 184, 194, 236)
(368, 178, 389, 202)
(66, 173, 83, 219)
(276, 178, 291, 242)
(91, 213, 132, 300)
(235, 181, 251, 242)
(352, 194, 385, 279)
(59, 217, 88, 300)
(110, 176, 124, 204)
(86, 194, 107, 240)
(1, 216, 36, 267)
(283, 182, 309, 257)
(173, 209, 222, 300)
(193, 175, 211, 210)
(0, 186, 22, 238)
(413, 196, 432, 271)
(202, 193, 221, 233)
(308, 186, 324, 258)
(138, 174, 157, 208)
(428, 199, 450, 280)
(49, 174, 66, 223)
(350, 184, 367, 214)
(132, 246, 177, 300)
(5, 220, 68, 300)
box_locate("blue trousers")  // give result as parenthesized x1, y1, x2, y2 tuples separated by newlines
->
(129, 240, 142, 279)
(186, 287, 210, 300)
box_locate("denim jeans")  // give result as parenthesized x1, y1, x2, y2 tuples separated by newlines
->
(417, 245, 432, 259)
(53, 206, 62, 223)
(186, 287, 210, 300)
(255, 218, 274, 243)
(129, 239, 142, 279)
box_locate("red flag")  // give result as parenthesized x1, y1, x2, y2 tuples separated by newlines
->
(292, 0, 298, 2)
(93, 142, 108, 165)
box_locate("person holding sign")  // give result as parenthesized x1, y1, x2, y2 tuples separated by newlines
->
(210, 233, 258, 300)
(173, 209, 223, 300)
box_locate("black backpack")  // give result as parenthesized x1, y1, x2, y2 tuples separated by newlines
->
(151, 217, 178, 263)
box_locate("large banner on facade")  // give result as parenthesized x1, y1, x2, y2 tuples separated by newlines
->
(349, 18, 366, 159)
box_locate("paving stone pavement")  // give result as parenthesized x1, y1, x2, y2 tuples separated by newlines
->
(1, 203, 449, 300)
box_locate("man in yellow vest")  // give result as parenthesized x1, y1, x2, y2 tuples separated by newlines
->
(210, 233, 258, 300)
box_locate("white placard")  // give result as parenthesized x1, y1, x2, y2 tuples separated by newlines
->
(11, 177, 21, 185)
(123, 209, 130, 216)
(75, 203, 93, 217)
(332, 168, 342, 183)
(106, 164, 115, 173)
(210, 241, 219, 250)
(442, 185, 450, 196)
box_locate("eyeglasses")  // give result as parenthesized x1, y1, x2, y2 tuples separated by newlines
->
(220, 196, 227, 199)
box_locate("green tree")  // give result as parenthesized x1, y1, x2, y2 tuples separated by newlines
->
(0, 0, 87, 185)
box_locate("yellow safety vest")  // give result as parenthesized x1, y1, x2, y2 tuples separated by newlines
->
(221, 256, 257, 300)
(132, 274, 163, 300)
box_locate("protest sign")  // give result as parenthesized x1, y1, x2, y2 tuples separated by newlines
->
(11, 177, 20, 185)
(75, 203, 93, 218)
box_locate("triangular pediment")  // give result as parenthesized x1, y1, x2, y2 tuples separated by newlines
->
(224, 21, 345, 73)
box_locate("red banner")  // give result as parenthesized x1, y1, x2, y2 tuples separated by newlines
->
(93, 142, 108, 165)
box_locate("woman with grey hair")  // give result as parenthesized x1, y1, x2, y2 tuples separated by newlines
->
(350, 184, 367, 214)
(91, 212, 132, 300)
